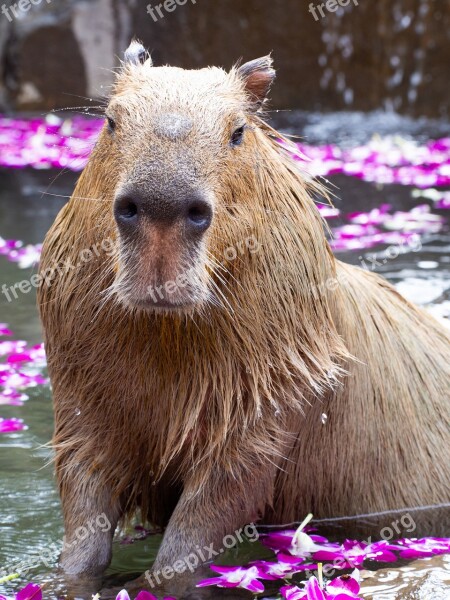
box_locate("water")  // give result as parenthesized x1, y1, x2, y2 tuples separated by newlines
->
(0, 112, 449, 599)
(361, 554, 450, 599)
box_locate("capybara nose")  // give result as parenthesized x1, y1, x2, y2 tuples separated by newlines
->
(114, 190, 212, 236)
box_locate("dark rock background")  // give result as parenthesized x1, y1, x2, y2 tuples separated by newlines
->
(0, 0, 448, 117)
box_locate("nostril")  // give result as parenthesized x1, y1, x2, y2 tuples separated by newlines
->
(186, 201, 212, 232)
(188, 204, 207, 224)
(115, 197, 138, 222)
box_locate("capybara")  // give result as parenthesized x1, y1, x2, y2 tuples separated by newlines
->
(38, 41, 450, 599)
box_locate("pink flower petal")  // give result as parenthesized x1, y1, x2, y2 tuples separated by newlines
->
(135, 591, 158, 600)
(304, 577, 326, 600)
(0, 418, 27, 434)
(196, 577, 229, 588)
(327, 570, 360, 595)
(280, 584, 307, 600)
(16, 584, 42, 600)
(0, 325, 13, 337)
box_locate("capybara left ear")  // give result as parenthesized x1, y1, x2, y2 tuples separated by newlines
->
(237, 55, 276, 109)
(124, 40, 152, 66)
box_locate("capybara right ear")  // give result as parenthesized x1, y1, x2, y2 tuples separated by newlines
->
(237, 55, 276, 110)
(124, 40, 152, 66)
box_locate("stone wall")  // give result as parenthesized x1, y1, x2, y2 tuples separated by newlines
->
(0, 0, 448, 117)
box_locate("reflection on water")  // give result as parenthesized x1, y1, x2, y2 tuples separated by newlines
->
(360, 554, 450, 599)
(0, 111, 449, 599)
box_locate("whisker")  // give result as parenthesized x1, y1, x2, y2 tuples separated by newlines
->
(205, 249, 244, 292)
(60, 92, 109, 104)
(46, 105, 107, 115)
(205, 263, 235, 316)
(38, 191, 106, 202)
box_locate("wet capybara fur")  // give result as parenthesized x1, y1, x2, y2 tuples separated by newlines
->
(38, 42, 450, 598)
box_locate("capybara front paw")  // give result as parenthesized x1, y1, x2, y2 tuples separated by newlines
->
(34, 569, 103, 600)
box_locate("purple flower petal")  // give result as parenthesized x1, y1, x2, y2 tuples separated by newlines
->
(246, 579, 265, 593)
(303, 577, 326, 600)
(197, 566, 264, 592)
(327, 570, 360, 595)
(196, 577, 226, 588)
(397, 537, 450, 559)
(280, 584, 307, 600)
(262, 529, 297, 552)
(251, 553, 308, 580)
(16, 584, 42, 600)
(0, 325, 13, 337)
(135, 591, 158, 600)
(0, 418, 27, 434)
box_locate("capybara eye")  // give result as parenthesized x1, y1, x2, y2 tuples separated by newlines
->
(106, 116, 116, 134)
(230, 125, 245, 147)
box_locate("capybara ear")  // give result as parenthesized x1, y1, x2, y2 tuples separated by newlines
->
(124, 40, 152, 66)
(237, 55, 276, 109)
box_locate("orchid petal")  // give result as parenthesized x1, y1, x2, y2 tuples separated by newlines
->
(16, 584, 42, 600)
(304, 577, 326, 600)
(135, 591, 158, 600)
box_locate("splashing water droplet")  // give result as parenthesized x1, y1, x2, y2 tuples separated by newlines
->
(321, 413, 328, 425)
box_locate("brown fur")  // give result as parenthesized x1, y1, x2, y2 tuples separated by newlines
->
(38, 47, 450, 598)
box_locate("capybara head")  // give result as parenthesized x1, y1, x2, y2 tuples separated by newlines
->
(105, 41, 276, 312)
